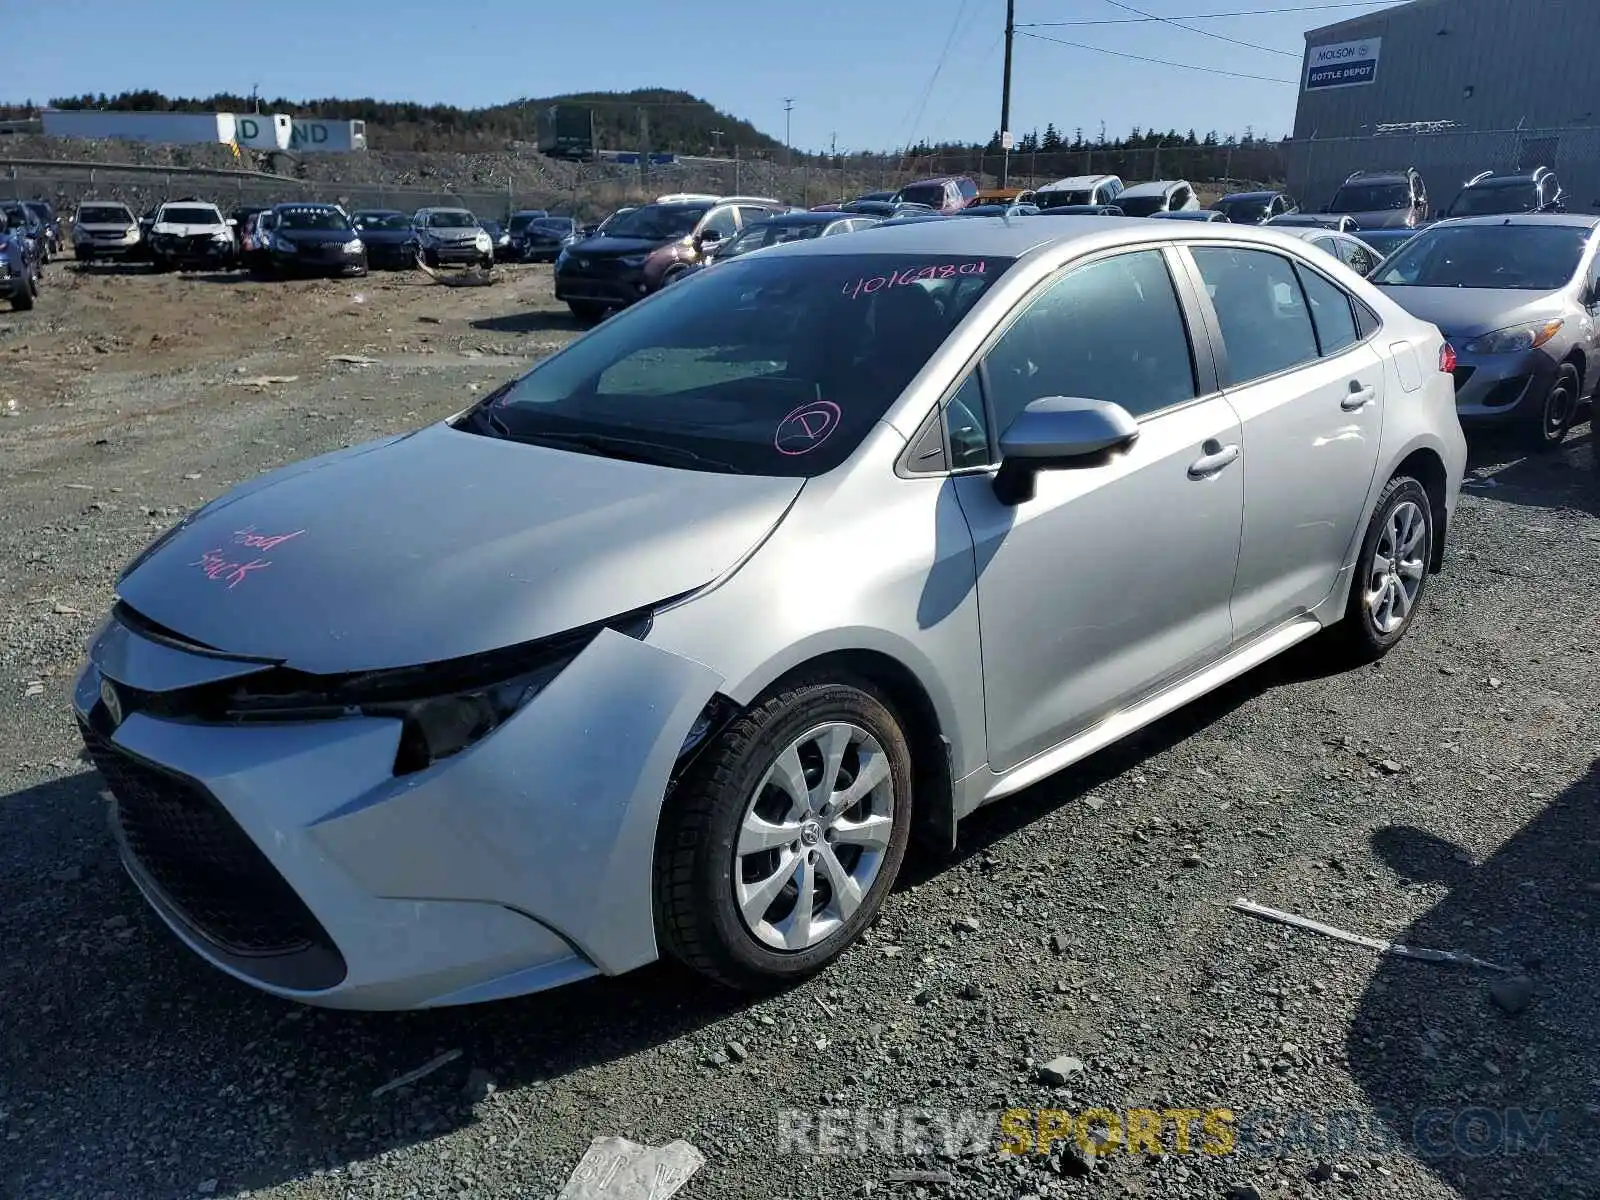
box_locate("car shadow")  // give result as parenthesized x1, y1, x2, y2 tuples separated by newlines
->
(0, 767, 750, 1196)
(69, 261, 155, 276)
(1461, 418, 1600, 516)
(1346, 759, 1600, 1197)
(470, 311, 587, 334)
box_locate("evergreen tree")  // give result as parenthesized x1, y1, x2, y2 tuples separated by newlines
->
(1041, 123, 1062, 152)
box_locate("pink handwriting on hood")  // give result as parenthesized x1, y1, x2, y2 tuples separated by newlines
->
(192, 549, 273, 589)
(841, 260, 986, 300)
(232, 526, 305, 551)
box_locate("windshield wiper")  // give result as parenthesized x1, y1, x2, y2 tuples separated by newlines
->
(516, 430, 745, 473)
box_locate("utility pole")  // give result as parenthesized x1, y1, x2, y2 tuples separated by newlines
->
(709, 128, 723, 156)
(999, 0, 1015, 187)
(250, 83, 260, 114)
(638, 107, 650, 187)
(783, 98, 795, 168)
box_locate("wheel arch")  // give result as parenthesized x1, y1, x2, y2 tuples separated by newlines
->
(722, 642, 963, 856)
(1391, 445, 1450, 572)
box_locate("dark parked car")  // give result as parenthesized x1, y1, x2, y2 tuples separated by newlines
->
(227, 205, 270, 249)
(22, 200, 62, 260)
(1440, 166, 1564, 218)
(350, 210, 421, 269)
(0, 209, 41, 310)
(893, 175, 978, 214)
(1210, 190, 1298, 224)
(0, 201, 46, 263)
(675, 211, 877, 279)
(1325, 168, 1430, 230)
(505, 209, 551, 260)
(519, 216, 579, 262)
(251, 204, 368, 278)
(838, 200, 932, 219)
(553, 197, 785, 320)
(1357, 227, 1422, 261)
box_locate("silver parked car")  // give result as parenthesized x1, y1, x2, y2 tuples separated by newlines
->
(1277, 226, 1385, 277)
(411, 207, 494, 268)
(72, 218, 1465, 1010)
(1370, 214, 1600, 450)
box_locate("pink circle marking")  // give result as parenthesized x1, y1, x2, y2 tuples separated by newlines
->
(774, 400, 843, 456)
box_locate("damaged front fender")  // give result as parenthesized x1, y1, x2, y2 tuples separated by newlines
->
(309, 628, 724, 976)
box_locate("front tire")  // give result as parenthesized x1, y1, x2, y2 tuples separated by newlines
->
(1324, 475, 1433, 665)
(655, 677, 914, 991)
(1525, 362, 1579, 452)
(566, 300, 606, 324)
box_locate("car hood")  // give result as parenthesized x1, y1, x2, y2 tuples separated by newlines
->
(153, 222, 227, 236)
(276, 228, 357, 244)
(355, 228, 415, 244)
(1376, 286, 1567, 340)
(115, 422, 803, 673)
(1335, 208, 1415, 230)
(78, 221, 137, 232)
(567, 235, 676, 257)
(420, 225, 480, 240)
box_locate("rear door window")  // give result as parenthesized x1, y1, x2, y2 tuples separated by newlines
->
(1296, 265, 1361, 356)
(1191, 247, 1321, 386)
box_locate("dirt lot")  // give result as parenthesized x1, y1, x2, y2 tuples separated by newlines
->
(1, 256, 1598, 1200)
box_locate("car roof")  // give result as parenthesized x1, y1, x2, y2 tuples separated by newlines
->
(1119, 180, 1186, 197)
(1427, 212, 1600, 229)
(1341, 171, 1410, 185)
(761, 211, 849, 223)
(273, 201, 340, 210)
(1037, 175, 1116, 191)
(1219, 190, 1279, 201)
(1462, 170, 1546, 187)
(354, 208, 405, 216)
(901, 176, 959, 186)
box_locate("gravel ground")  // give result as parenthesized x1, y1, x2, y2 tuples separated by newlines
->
(2, 256, 1598, 1200)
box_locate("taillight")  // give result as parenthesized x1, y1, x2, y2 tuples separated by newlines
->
(1439, 342, 1457, 374)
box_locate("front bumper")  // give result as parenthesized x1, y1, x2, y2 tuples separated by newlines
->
(1448, 346, 1558, 426)
(150, 237, 235, 265)
(72, 617, 721, 1010)
(268, 244, 367, 275)
(423, 240, 487, 263)
(554, 260, 651, 306)
(77, 232, 141, 257)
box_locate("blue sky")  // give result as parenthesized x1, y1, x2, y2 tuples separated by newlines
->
(6, 0, 1396, 151)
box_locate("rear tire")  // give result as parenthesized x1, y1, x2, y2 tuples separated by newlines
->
(1525, 363, 1579, 452)
(12, 280, 34, 311)
(1322, 475, 1433, 665)
(655, 676, 914, 992)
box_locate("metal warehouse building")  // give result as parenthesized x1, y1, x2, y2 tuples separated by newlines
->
(1284, 0, 1600, 210)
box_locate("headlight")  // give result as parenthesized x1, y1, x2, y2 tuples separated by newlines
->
(214, 610, 652, 775)
(273, 236, 297, 253)
(619, 253, 648, 268)
(475, 232, 491, 248)
(343, 238, 363, 253)
(1463, 319, 1564, 355)
(212, 231, 233, 242)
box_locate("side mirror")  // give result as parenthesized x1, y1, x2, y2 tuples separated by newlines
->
(993, 397, 1140, 505)
(698, 228, 723, 246)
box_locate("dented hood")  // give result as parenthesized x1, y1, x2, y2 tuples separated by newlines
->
(116, 423, 801, 673)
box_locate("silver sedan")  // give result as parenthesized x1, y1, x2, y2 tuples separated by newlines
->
(73, 217, 1465, 1009)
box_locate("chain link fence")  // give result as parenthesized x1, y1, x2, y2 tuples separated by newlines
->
(5, 142, 1287, 223)
(1283, 125, 1600, 213)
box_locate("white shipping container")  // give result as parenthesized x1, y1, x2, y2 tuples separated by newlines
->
(288, 119, 368, 153)
(40, 109, 238, 146)
(233, 113, 292, 150)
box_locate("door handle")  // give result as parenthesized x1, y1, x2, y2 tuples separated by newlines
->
(1188, 440, 1240, 479)
(1342, 383, 1377, 410)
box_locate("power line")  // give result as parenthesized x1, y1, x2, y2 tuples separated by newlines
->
(1020, 1, 1390, 27)
(899, 0, 977, 151)
(1016, 28, 1296, 83)
(1097, 0, 1300, 57)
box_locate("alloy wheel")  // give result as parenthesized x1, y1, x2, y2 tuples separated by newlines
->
(733, 722, 896, 952)
(1542, 376, 1575, 444)
(1365, 499, 1427, 635)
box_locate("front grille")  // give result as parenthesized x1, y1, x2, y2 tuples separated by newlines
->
(1452, 365, 1476, 392)
(80, 719, 330, 959)
(1483, 375, 1531, 408)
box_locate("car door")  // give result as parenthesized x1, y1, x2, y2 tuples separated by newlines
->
(948, 246, 1244, 773)
(1185, 245, 1384, 640)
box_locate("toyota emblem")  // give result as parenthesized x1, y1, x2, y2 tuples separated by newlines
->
(99, 677, 124, 728)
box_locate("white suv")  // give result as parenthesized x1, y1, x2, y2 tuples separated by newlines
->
(147, 200, 236, 272)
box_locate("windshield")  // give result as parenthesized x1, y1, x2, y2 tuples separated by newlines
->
(1371, 223, 1589, 290)
(897, 184, 948, 208)
(1116, 194, 1167, 217)
(1331, 182, 1410, 213)
(1445, 183, 1538, 217)
(1213, 196, 1270, 222)
(277, 208, 351, 231)
(427, 211, 476, 229)
(533, 217, 576, 234)
(718, 221, 826, 260)
(159, 207, 220, 225)
(462, 252, 1015, 476)
(79, 205, 133, 224)
(508, 212, 545, 233)
(1038, 190, 1093, 209)
(602, 204, 708, 240)
(356, 212, 410, 231)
